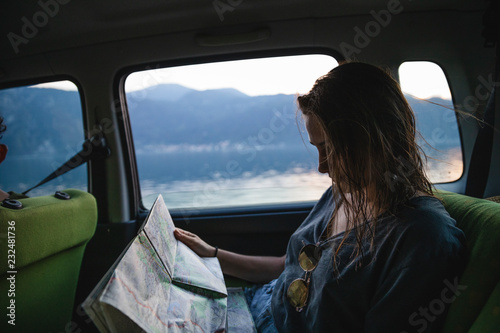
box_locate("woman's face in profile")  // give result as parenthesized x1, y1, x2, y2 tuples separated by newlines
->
(304, 113, 357, 194)
(304, 114, 330, 177)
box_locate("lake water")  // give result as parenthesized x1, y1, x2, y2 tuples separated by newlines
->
(138, 147, 463, 210)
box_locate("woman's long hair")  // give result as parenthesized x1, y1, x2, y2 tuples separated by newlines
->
(297, 62, 434, 260)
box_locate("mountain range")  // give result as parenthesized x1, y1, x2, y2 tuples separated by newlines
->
(0, 84, 459, 156)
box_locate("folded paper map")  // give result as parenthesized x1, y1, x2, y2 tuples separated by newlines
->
(83, 195, 256, 332)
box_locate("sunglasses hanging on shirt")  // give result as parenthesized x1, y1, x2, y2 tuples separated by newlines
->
(287, 241, 322, 312)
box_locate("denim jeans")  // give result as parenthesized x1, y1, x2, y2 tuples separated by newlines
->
(243, 279, 279, 333)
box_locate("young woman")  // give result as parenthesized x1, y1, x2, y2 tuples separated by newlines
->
(174, 62, 466, 332)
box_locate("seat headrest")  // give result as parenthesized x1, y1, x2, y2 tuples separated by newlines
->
(0, 189, 97, 274)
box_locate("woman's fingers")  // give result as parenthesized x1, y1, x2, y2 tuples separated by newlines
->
(174, 228, 194, 239)
(174, 228, 197, 246)
(174, 228, 215, 257)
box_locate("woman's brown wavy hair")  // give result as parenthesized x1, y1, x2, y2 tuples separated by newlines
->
(297, 62, 434, 260)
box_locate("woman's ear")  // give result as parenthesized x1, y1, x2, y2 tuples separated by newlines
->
(0, 144, 8, 164)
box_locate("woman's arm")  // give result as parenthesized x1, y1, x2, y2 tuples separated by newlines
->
(217, 249, 285, 284)
(174, 228, 285, 284)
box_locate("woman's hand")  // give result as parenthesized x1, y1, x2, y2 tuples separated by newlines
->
(174, 228, 216, 257)
(175, 228, 285, 283)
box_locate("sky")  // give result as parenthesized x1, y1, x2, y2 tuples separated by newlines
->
(398, 61, 452, 100)
(33, 56, 452, 100)
(124, 54, 337, 96)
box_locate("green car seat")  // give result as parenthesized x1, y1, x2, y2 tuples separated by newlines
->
(0, 189, 97, 332)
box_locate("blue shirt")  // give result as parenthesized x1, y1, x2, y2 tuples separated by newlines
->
(271, 187, 466, 332)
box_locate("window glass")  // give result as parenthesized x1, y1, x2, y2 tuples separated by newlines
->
(126, 55, 337, 209)
(398, 61, 463, 183)
(0, 80, 87, 196)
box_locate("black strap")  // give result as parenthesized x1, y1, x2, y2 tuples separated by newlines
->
(465, 85, 497, 197)
(22, 135, 110, 196)
(465, 3, 499, 198)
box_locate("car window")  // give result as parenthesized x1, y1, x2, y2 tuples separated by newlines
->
(0, 81, 87, 196)
(125, 55, 337, 210)
(398, 61, 463, 183)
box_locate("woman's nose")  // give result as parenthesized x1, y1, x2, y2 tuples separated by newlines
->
(318, 153, 329, 174)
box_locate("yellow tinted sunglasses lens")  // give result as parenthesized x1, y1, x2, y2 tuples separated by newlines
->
(287, 278, 309, 308)
(298, 244, 321, 271)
